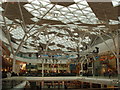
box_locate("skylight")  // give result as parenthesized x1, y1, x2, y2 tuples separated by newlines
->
(10, 26, 25, 39)
(112, 0, 120, 7)
(1, 0, 119, 54)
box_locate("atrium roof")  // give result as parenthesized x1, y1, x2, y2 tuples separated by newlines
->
(1, 0, 120, 55)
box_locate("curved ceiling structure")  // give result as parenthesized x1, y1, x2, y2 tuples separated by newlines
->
(0, 0, 120, 56)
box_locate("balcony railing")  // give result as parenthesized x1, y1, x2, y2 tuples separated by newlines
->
(2, 79, 27, 90)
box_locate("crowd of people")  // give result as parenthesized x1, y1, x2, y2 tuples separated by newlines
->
(2, 69, 116, 78)
(2, 71, 19, 78)
(104, 70, 114, 78)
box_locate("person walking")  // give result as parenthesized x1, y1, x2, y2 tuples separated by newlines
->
(108, 70, 112, 78)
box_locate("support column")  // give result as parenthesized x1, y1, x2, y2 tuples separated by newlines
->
(3, 16, 16, 73)
(52, 81, 55, 88)
(92, 56, 97, 77)
(12, 55, 16, 72)
(101, 84, 105, 88)
(92, 59, 95, 77)
(81, 82, 84, 88)
(58, 64, 60, 73)
(67, 64, 70, 73)
(115, 31, 120, 89)
(42, 59, 44, 77)
(90, 83, 92, 88)
(36, 81, 40, 89)
(47, 68, 50, 73)
(41, 59, 45, 89)
(41, 81, 44, 89)
(58, 81, 60, 89)
(81, 62, 84, 76)
(62, 81, 64, 88)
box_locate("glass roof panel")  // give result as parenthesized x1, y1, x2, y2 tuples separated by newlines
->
(64, 48, 70, 51)
(0, 15, 4, 23)
(69, 4, 79, 9)
(49, 45, 60, 50)
(83, 7, 93, 12)
(24, 4, 34, 12)
(112, 0, 120, 7)
(109, 20, 120, 24)
(31, 0, 40, 5)
(55, 4, 64, 8)
(118, 17, 120, 21)
(76, 3, 88, 9)
(24, 0, 101, 25)
(1, 0, 120, 54)
(31, 17, 39, 22)
(40, 1, 50, 6)
(1, 17, 13, 25)
(73, 10, 83, 15)
(31, 10, 40, 17)
(68, 7, 77, 12)
(79, 0, 89, 6)
(74, 0, 83, 3)
(0, 7, 4, 11)
(10, 26, 25, 39)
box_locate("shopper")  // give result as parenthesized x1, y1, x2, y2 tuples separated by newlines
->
(2, 71, 7, 78)
(7, 71, 11, 78)
(108, 70, 112, 78)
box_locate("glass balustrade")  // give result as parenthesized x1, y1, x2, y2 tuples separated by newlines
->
(2, 80, 25, 89)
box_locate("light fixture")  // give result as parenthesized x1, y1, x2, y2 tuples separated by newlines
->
(21, 64, 26, 70)
(3, 55, 6, 58)
(38, 55, 41, 57)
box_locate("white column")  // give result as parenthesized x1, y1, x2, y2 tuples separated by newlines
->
(42, 59, 44, 77)
(90, 83, 92, 88)
(101, 84, 104, 88)
(81, 62, 84, 76)
(115, 32, 120, 89)
(81, 82, 84, 88)
(12, 55, 16, 72)
(62, 81, 64, 88)
(58, 64, 60, 73)
(41, 81, 44, 89)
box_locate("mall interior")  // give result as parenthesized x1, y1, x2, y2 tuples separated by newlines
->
(0, 0, 120, 89)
